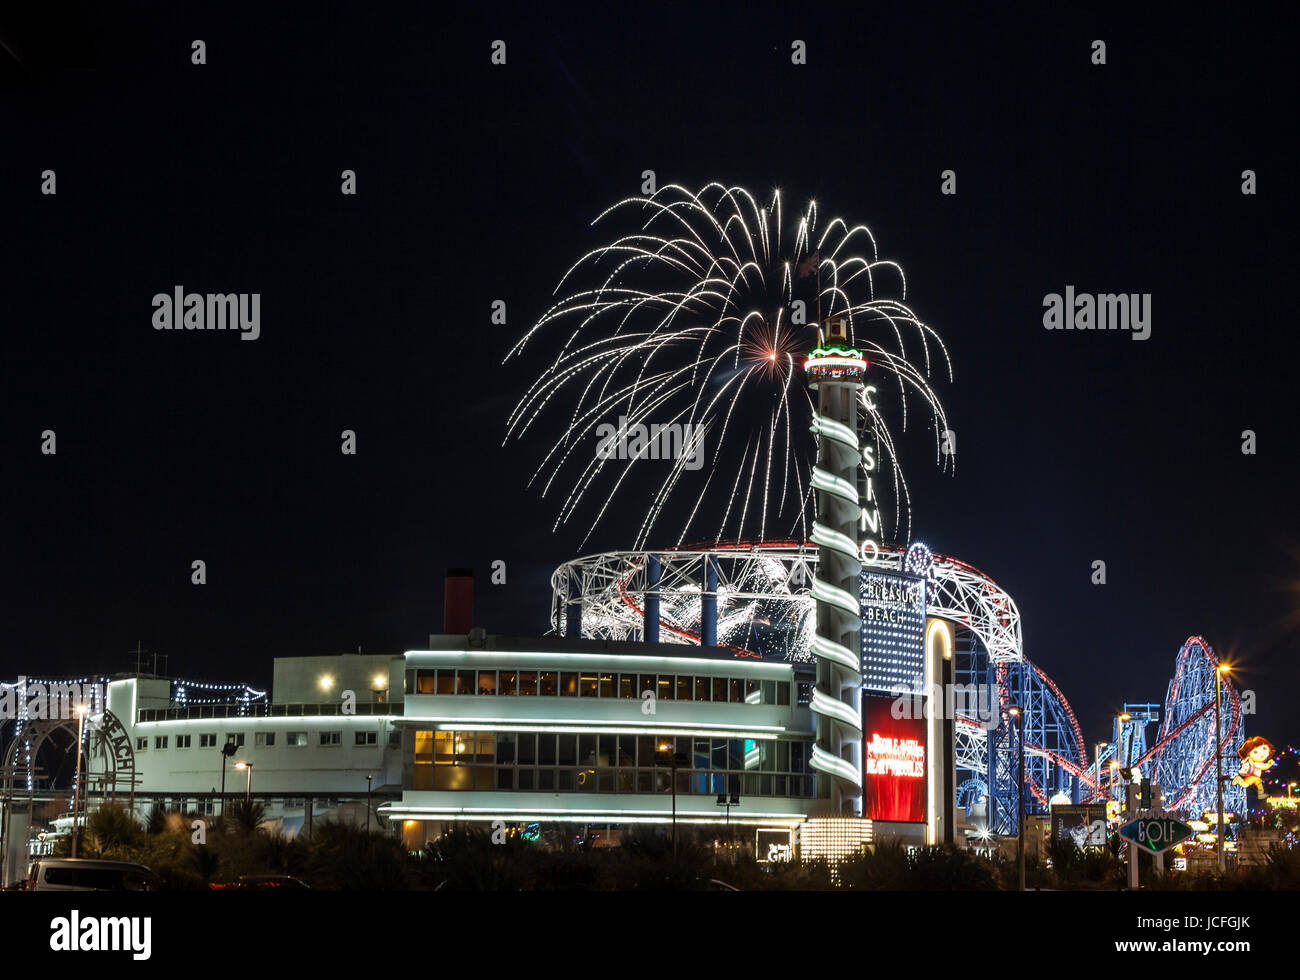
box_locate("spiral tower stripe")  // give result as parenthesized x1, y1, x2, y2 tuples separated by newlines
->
(805, 336, 866, 814)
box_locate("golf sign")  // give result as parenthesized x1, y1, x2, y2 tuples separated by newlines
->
(1118, 816, 1194, 854)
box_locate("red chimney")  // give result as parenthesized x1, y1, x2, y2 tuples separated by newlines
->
(444, 568, 474, 634)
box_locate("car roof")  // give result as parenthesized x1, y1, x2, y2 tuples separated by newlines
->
(35, 858, 153, 870)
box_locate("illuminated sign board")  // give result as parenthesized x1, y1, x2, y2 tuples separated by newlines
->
(862, 694, 926, 822)
(860, 571, 926, 694)
(755, 827, 794, 863)
(1050, 804, 1108, 847)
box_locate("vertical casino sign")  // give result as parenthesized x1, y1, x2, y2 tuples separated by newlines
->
(861, 569, 927, 822)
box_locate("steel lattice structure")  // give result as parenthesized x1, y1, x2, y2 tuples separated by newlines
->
(1146, 636, 1246, 817)
(550, 541, 1089, 834)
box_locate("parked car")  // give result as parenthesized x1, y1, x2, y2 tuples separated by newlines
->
(28, 858, 160, 892)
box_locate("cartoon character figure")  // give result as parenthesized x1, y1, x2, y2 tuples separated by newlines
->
(1232, 736, 1277, 798)
(1068, 819, 1090, 848)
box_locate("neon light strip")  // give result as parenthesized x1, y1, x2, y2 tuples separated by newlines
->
(804, 356, 867, 373)
(811, 744, 861, 784)
(810, 689, 862, 731)
(379, 807, 807, 826)
(419, 722, 786, 739)
(404, 651, 792, 674)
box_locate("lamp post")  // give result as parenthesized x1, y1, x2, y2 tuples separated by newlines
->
(1118, 712, 1133, 770)
(233, 761, 254, 803)
(220, 741, 237, 819)
(366, 774, 373, 833)
(656, 741, 685, 859)
(70, 704, 88, 859)
(1008, 706, 1024, 891)
(1094, 742, 1107, 801)
(716, 790, 740, 863)
(1214, 664, 1230, 873)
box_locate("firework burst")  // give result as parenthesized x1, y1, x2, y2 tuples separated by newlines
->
(505, 182, 953, 550)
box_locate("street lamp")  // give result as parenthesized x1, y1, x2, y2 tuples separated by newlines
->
(1214, 664, 1230, 873)
(70, 704, 88, 858)
(220, 741, 238, 818)
(655, 740, 687, 858)
(366, 774, 373, 833)
(1007, 705, 1024, 891)
(716, 790, 741, 864)
(233, 761, 254, 803)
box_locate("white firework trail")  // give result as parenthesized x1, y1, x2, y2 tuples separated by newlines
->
(505, 182, 954, 550)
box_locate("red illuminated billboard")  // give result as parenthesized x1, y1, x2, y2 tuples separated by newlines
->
(862, 694, 926, 822)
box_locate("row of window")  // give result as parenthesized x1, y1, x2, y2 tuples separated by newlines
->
(143, 797, 362, 815)
(134, 731, 388, 752)
(405, 668, 792, 705)
(413, 765, 814, 798)
(411, 731, 813, 796)
(415, 731, 810, 771)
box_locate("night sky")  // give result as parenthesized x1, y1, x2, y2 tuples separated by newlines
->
(2, 3, 1297, 759)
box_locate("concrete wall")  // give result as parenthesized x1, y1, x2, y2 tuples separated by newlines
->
(272, 654, 403, 705)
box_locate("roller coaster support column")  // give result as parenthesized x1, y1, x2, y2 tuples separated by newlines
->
(701, 555, 717, 648)
(1215, 664, 1226, 873)
(1127, 781, 1138, 889)
(566, 569, 582, 638)
(644, 554, 661, 643)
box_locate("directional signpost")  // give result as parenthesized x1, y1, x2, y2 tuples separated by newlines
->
(1118, 816, 1194, 855)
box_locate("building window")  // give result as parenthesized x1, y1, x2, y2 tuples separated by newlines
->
(579, 673, 598, 697)
(499, 671, 517, 696)
(226, 733, 245, 748)
(200, 733, 217, 748)
(599, 673, 615, 698)
(413, 730, 494, 791)
(255, 732, 275, 747)
(388, 731, 400, 748)
(560, 672, 578, 696)
(154, 736, 168, 750)
(287, 732, 308, 747)
(176, 734, 191, 749)
(539, 671, 557, 696)
(518, 671, 538, 696)
(355, 731, 378, 746)
(135, 737, 148, 752)
(416, 669, 437, 695)
(320, 731, 341, 746)
(435, 671, 455, 695)
(478, 671, 497, 695)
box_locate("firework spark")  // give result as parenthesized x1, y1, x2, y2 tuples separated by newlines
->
(505, 183, 953, 550)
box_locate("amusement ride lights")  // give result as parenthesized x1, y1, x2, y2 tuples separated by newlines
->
(805, 317, 869, 815)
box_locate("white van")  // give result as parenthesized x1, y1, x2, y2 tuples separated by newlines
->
(28, 858, 160, 892)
